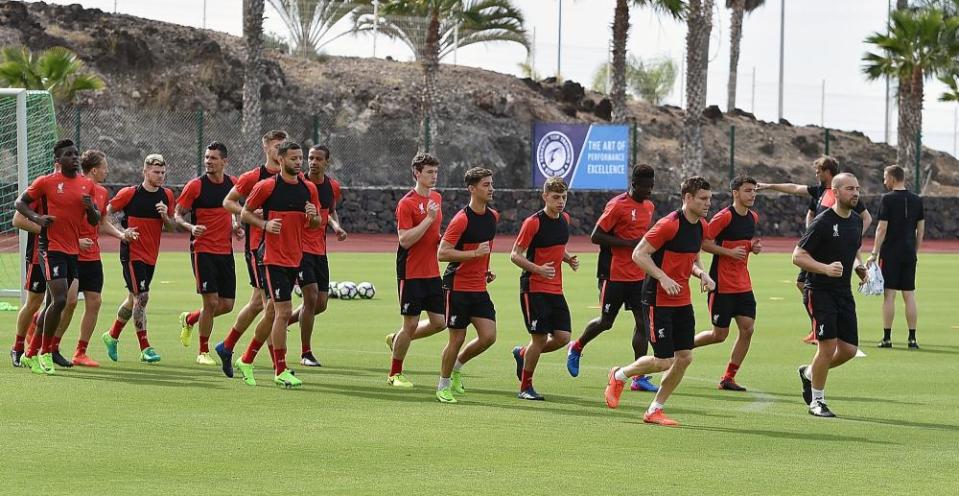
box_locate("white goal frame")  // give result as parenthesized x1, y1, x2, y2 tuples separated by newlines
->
(1, 88, 29, 302)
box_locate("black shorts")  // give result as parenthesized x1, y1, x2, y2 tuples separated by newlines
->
(520, 292, 571, 334)
(445, 290, 496, 329)
(191, 252, 236, 299)
(707, 291, 757, 328)
(880, 257, 917, 291)
(244, 250, 266, 289)
(297, 253, 330, 292)
(796, 270, 808, 284)
(599, 279, 644, 320)
(806, 288, 858, 346)
(24, 263, 46, 294)
(645, 304, 696, 359)
(263, 265, 298, 302)
(77, 260, 104, 293)
(39, 251, 78, 284)
(122, 260, 156, 294)
(398, 277, 445, 316)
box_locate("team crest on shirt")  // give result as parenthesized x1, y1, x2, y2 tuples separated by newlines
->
(202, 281, 208, 291)
(449, 315, 458, 326)
(832, 224, 839, 237)
(56, 182, 64, 194)
(657, 328, 665, 338)
(419, 203, 426, 214)
(631, 209, 637, 223)
(52, 266, 59, 277)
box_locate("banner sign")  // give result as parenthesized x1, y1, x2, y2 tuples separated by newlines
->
(531, 122, 631, 190)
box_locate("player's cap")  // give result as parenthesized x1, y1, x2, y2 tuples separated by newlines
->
(144, 154, 166, 166)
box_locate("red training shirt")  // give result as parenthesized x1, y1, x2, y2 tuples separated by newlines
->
(706, 206, 759, 294)
(641, 210, 706, 307)
(78, 183, 109, 262)
(109, 184, 175, 265)
(515, 210, 570, 295)
(234, 165, 278, 254)
(245, 174, 320, 268)
(26, 171, 96, 255)
(177, 174, 237, 255)
(441, 206, 498, 292)
(302, 174, 342, 256)
(595, 193, 655, 282)
(395, 189, 443, 280)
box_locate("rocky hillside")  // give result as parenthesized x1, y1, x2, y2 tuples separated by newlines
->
(2, 0, 959, 194)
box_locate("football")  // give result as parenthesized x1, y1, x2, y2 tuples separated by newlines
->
(357, 281, 376, 299)
(338, 281, 358, 300)
(328, 281, 339, 299)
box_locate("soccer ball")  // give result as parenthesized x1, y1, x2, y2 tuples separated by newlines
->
(328, 281, 339, 299)
(357, 282, 376, 299)
(338, 281, 358, 300)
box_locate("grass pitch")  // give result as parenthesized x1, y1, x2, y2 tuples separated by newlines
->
(2, 251, 958, 495)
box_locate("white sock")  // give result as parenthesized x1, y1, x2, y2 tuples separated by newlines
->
(811, 388, 824, 405)
(614, 368, 628, 382)
(437, 377, 451, 390)
(803, 366, 812, 381)
(453, 360, 464, 372)
(646, 401, 664, 414)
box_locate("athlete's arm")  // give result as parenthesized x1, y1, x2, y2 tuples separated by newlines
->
(916, 219, 925, 254)
(14, 192, 52, 227)
(866, 220, 888, 266)
(328, 210, 348, 241)
(701, 238, 747, 260)
(792, 245, 842, 277)
(82, 194, 101, 226)
(223, 188, 244, 216)
(563, 251, 580, 271)
(860, 209, 873, 235)
(692, 254, 715, 292)
(174, 204, 206, 236)
(509, 242, 554, 278)
(631, 239, 680, 295)
(756, 182, 808, 195)
(12, 211, 41, 235)
(98, 213, 137, 242)
(590, 225, 637, 248)
(438, 239, 489, 262)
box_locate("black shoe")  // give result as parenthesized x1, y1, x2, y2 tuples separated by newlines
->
(877, 340, 892, 348)
(300, 352, 322, 367)
(719, 379, 747, 392)
(51, 350, 73, 367)
(11, 349, 22, 368)
(511, 346, 524, 381)
(798, 365, 812, 405)
(808, 400, 836, 418)
(908, 339, 920, 349)
(518, 387, 545, 401)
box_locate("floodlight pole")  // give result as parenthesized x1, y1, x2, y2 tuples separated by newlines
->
(557, 0, 563, 78)
(777, 0, 784, 122)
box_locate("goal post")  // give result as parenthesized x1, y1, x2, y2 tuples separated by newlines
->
(0, 89, 57, 302)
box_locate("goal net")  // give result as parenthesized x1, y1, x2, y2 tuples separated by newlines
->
(0, 89, 58, 300)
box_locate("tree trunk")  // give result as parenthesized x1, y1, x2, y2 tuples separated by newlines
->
(610, 0, 630, 122)
(682, 0, 713, 177)
(726, 0, 745, 113)
(898, 66, 924, 187)
(418, 8, 441, 152)
(242, 0, 265, 158)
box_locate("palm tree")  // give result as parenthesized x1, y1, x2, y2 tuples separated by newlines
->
(863, 8, 959, 170)
(681, 0, 713, 177)
(242, 0, 265, 155)
(609, 0, 684, 121)
(266, 0, 359, 58)
(354, 0, 529, 150)
(0, 46, 104, 103)
(725, 0, 763, 113)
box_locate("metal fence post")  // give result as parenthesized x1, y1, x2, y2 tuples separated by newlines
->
(73, 107, 81, 148)
(196, 110, 204, 176)
(729, 125, 735, 181)
(312, 115, 320, 146)
(423, 114, 432, 153)
(824, 128, 830, 155)
(914, 130, 922, 194)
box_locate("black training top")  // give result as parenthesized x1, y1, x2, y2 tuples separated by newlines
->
(798, 208, 863, 291)
(877, 189, 924, 260)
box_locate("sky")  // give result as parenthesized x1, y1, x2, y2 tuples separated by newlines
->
(23, 0, 959, 155)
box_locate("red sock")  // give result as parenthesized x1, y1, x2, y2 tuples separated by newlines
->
(76, 339, 88, 355)
(390, 358, 403, 376)
(135, 330, 151, 350)
(109, 319, 126, 339)
(521, 369, 534, 390)
(268, 344, 276, 367)
(199, 335, 210, 354)
(40, 333, 52, 354)
(223, 328, 242, 351)
(273, 347, 287, 375)
(13, 335, 25, 353)
(519, 346, 527, 358)
(723, 362, 740, 381)
(572, 340, 584, 353)
(51, 335, 62, 352)
(26, 330, 42, 357)
(241, 339, 264, 363)
(186, 310, 201, 326)
(302, 343, 311, 355)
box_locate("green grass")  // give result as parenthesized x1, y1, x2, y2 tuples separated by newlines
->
(1, 251, 958, 495)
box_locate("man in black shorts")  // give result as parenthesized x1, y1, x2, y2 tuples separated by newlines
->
(866, 164, 924, 349)
(435, 167, 499, 404)
(758, 156, 872, 344)
(793, 172, 868, 418)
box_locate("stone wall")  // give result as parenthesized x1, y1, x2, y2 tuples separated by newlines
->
(334, 187, 959, 240)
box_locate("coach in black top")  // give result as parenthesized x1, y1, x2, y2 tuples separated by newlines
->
(866, 164, 925, 349)
(793, 172, 867, 419)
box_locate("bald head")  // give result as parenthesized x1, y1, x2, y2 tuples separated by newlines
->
(831, 172, 860, 212)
